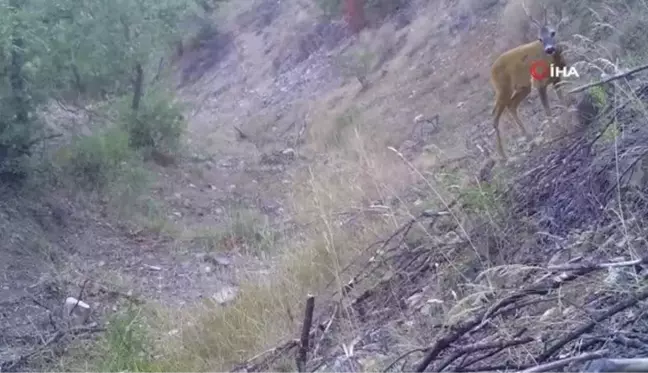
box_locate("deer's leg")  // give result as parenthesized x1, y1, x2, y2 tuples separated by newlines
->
(554, 81, 565, 101)
(492, 97, 508, 160)
(553, 81, 568, 109)
(537, 85, 552, 117)
(508, 86, 532, 138)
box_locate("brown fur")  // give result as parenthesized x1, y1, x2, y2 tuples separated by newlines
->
(489, 40, 568, 159)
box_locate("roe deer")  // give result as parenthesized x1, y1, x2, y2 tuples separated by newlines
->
(490, 0, 568, 159)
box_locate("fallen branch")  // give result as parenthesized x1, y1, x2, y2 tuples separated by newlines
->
(0, 324, 104, 372)
(312, 305, 337, 358)
(569, 63, 648, 94)
(453, 328, 528, 370)
(548, 257, 648, 272)
(383, 348, 427, 372)
(460, 364, 532, 372)
(523, 349, 609, 372)
(414, 266, 596, 372)
(436, 337, 534, 371)
(536, 287, 648, 362)
(230, 340, 300, 372)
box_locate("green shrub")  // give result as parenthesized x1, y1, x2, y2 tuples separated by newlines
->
(62, 126, 133, 187)
(118, 90, 187, 155)
(95, 307, 157, 372)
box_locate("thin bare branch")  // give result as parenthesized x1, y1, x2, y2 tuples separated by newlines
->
(537, 288, 648, 362)
(523, 349, 609, 372)
(437, 337, 534, 371)
(549, 257, 648, 271)
(569, 63, 648, 94)
(0, 324, 105, 372)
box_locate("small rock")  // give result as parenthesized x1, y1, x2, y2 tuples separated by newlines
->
(406, 292, 424, 309)
(539, 307, 558, 322)
(212, 285, 239, 305)
(282, 148, 295, 155)
(562, 306, 577, 317)
(143, 264, 162, 271)
(168, 329, 179, 336)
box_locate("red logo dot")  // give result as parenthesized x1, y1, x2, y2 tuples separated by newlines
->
(530, 60, 550, 80)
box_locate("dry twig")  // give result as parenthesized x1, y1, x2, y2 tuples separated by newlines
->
(523, 349, 609, 372)
(569, 63, 648, 94)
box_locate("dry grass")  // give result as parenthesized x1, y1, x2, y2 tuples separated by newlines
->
(55, 0, 648, 371)
(147, 122, 419, 370)
(81, 109, 428, 371)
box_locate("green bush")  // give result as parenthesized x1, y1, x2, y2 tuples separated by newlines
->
(118, 90, 187, 155)
(95, 307, 157, 372)
(63, 126, 133, 187)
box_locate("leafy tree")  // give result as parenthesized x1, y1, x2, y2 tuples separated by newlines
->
(0, 0, 197, 179)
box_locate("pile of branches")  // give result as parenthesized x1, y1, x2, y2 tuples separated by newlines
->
(507, 79, 648, 237)
(229, 209, 648, 372)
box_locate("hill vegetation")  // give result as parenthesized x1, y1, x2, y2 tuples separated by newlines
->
(2, 0, 648, 372)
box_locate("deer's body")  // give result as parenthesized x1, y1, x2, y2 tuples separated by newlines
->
(489, 1, 568, 159)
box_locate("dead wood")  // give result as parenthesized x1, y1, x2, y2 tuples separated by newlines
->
(569, 63, 648, 94)
(523, 349, 609, 372)
(0, 324, 105, 372)
(296, 295, 315, 372)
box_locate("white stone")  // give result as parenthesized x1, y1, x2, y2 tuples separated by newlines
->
(212, 286, 239, 305)
(64, 297, 91, 326)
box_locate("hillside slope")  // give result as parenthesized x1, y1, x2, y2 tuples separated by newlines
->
(2, 0, 648, 371)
